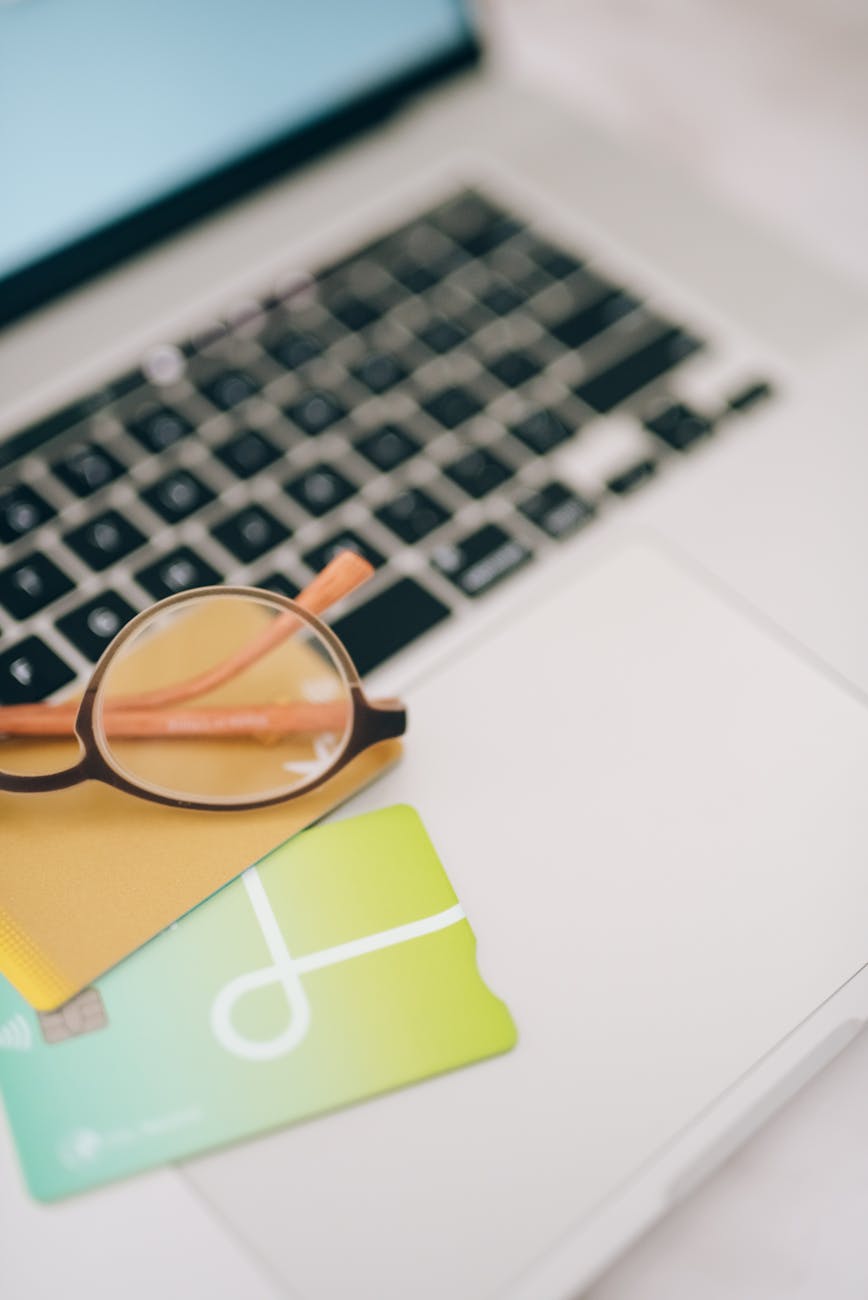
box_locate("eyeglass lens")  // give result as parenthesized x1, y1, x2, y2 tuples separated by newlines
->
(94, 593, 353, 804)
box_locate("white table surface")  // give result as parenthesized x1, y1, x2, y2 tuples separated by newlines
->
(487, 1, 868, 1295)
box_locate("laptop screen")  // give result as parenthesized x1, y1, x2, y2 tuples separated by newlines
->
(1, 0, 476, 324)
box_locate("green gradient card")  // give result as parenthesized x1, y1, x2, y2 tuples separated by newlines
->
(0, 806, 516, 1201)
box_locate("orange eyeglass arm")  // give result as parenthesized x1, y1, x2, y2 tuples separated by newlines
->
(0, 702, 354, 740)
(0, 551, 372, 740)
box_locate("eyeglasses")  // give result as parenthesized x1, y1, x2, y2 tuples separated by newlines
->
(0, 551, 406, 811)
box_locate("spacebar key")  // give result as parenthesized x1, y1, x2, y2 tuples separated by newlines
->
(332, 577, 451, 675)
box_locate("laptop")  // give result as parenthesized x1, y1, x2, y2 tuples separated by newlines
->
(3, 2, 868, 1296)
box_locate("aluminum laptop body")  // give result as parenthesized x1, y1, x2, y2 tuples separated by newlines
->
(2, 6, 868, 1298)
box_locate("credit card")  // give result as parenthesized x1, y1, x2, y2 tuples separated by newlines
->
(0, 806, 517, 1201)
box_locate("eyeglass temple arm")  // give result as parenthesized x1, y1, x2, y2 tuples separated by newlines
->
(0, 552, 375, 737)
(0, 699, 408, 741)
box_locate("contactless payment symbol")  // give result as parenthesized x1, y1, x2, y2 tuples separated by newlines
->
(0, 806, 517, 1202)
(0, 1013, 31, 1053)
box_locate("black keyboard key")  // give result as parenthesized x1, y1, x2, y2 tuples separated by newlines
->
(488, 351, 541, 388)
(551, 290, 640, 351)
(418, 318, 467, 354)
(376, 488, 450, 544)
(510, 409, 574, 455)
(285, 463, 356, 517)
(607, 460, 657, 495)
(0, 485, 55, 543)
(433, 524, 531, 598)
(374, 225, 460, 288)
(515, 265, 552, 298)
(212, 505, 289, 564)
(64, 510, 146, 571)
(432, 191, 501, 240)
(0, 554, 74, 620)
(52, 443, 124, 497)
(519, 482, 594, 539)
(57, 591, 137, 663)
(215, 429, 281, 479)
(128, 404, 193, 453)
(576, 329, 703, 414)
(728, 380, 774, 413)
(135, 547, 221, 600)
(303, 529, 385, 575)
(441, 200, 521, 257)
(269, 330, 324, 370)
(329, 296, 380, 332)
(444, 448, 513, 499)
(332, 577, 451, 676)
(142, 470, 215, 524)
(466, 217, 521, 257)
(392, 260, 440, 294)
(355, 425, 420, 472)
(0, 636, 75, 704)
(259, 573, 299, 599)
(201, 369, 259, 410)
(644, 403, 712, 451)
(423, 386, 483, 430)
(481, 284, 524, 316)
(527, 242, 584, 280)
(353, 354, 408, 394)
(285, 391, 346, 436)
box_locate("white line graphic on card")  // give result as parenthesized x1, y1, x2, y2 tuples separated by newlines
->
(210, 866, 465, 1062)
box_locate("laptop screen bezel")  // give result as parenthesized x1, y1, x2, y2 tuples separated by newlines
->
(0, 18, 480, 333)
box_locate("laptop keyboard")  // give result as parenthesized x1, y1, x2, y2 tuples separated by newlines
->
(0, 188, 775, 705)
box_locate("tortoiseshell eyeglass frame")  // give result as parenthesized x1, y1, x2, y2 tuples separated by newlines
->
(0, 553, 406, 812)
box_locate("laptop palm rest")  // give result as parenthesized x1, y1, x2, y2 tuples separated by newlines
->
(182, 540, 868, 1300)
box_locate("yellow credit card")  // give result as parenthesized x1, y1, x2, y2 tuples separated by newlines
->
(0, 598, 401, 1010)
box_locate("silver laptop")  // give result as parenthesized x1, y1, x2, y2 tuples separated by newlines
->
(3, 3, 868, 1297)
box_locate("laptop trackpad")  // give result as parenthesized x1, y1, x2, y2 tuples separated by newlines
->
(184, 541, 868, 1299)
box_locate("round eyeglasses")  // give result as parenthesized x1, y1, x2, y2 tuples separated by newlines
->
(0, 552, 406, 811)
